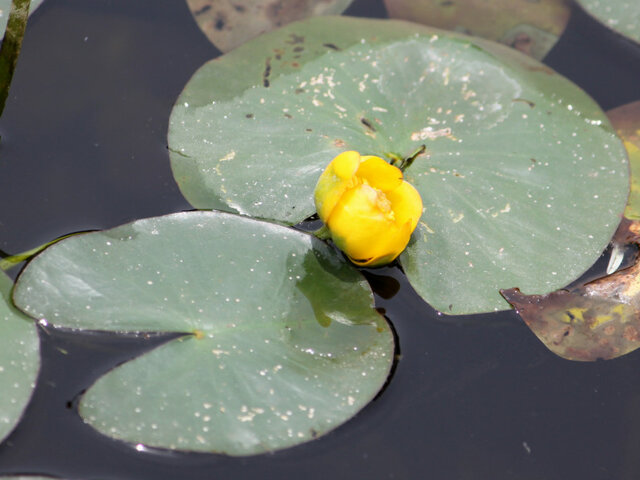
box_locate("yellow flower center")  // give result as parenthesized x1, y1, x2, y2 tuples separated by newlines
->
(369, 184, 394, 221)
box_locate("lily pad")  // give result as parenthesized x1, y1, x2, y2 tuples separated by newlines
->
(0, 0, 44, 39)
(577, 0, 640, 45)
(501, 219, 640, 361)
(168, 16, 628, 314)
(186, 0, 353, 52)
(0, 272, 39, 443)
(383, 0, 570, 60)
(608, 101, 640, 220)
(12, 211, 393, 455)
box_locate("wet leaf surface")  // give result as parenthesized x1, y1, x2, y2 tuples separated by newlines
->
(12, 211, 394, 455)
(186, 0, 352, 52)
(576, 0, 640, 44)
(0, 273, 39, 443)
(501, 219, 640, 361)
(608, 101, 640, 220)
(168, 16, 628, 314)
(383, 0, 570, 60)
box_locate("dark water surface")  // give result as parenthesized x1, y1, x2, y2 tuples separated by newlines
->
(0, 0, 639, 479)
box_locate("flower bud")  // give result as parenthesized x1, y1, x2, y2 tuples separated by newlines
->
(314, 151, 423, 267)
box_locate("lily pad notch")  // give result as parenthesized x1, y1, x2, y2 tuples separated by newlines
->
(12, 211, 395, 455)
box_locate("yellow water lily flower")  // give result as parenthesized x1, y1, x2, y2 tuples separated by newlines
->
(314, 150, 423, 267)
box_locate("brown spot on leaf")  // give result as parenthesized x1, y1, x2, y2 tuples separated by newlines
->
(527, 65, 554, 75)
(286, 33, 305, 45)
(513, 98, 535, 108)
(194, 4, 212, 15)
(214, 12, 227, 30)
(511, 33, 533, 56)
(323, 42, 341, 51)
(360, 117, 376, 132)
(263, 57, 272, 88)
(624, 325, 640, 342)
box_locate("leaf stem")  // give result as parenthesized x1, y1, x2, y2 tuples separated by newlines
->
(0, 0, 31, 119)
(0, 232, 81, 271)
(312, 224, 332, 240)
(399, 144, 426, 172)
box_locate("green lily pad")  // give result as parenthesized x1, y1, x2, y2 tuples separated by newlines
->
(383, 0, 570, 60)
(168, 16, 628, 314)
(0, 272, 39, 444)
(186, 0, 353, 53)
(13, 211, 393, 455)
(577, 0, 640, 45)
(607, 101, 640, 220)
(0, 0, 44, 39)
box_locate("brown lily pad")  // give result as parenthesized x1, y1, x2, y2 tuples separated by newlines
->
(502, 219, 640, 361)
(186, 0, 353, 52)
(383, 0, 570, 60)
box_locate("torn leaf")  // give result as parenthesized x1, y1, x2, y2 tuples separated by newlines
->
(502, 219, 640, 361)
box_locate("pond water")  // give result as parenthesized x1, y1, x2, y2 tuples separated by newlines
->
(0, 0, 639, 478)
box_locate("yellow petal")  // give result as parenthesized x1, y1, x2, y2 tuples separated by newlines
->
(385, 181, 423, 231)
(357, 156, 403, 192)
(350, 221, 413, 267)
(328, 184, 408, 265)
(332, 151, 361, 179)
(314, 151, 361, 222)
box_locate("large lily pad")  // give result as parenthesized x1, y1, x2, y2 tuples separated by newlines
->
(12, 211, 393, 455)
(577, 0, 640, 45)
(168, 16, 628, 314)
(383, 0, 570, 60)
(186, 0, 353, 52)
(0, 272, 39, 444)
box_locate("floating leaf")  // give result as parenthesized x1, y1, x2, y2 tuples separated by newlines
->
(576, 0, 640, 45)
(383, 0, 570, 60)
(186, 0, 352, 52)
(501, 219, 640, 361)
(0, 272, 39, 443)
(13, 211, 393, 455)
(608, 101, 640, 220)
(169, 16, 628, 314)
